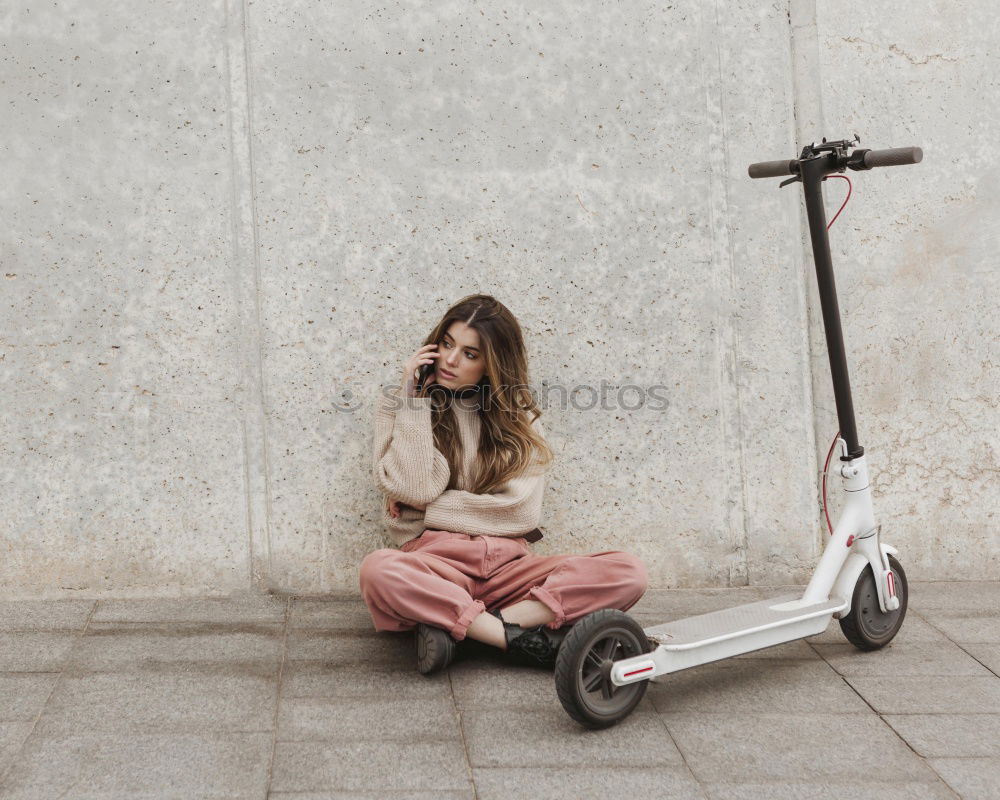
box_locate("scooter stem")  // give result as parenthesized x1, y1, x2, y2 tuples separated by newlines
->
(799, 154, 864, 461)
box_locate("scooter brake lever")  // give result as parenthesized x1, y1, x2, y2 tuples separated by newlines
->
(779, 175, 802, 189)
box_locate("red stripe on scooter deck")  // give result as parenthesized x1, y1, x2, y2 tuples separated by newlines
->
(624, 666, 654, 677)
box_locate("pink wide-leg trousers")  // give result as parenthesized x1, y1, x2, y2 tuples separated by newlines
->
(359, 528, 648, 640)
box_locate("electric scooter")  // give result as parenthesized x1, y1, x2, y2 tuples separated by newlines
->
(554, 136, 922, 729)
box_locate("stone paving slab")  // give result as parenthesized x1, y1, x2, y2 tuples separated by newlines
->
(90, 595, 288, 624)
(0, 731, 273, 799)
(702, 780, 959, 799)
(899, 581, 1000, 647)
(845, 675, 1000, 714)
(907, 581, 1000, 611)
(963, 642, 1000, 673)
(281, 662, 452, 700)
(915, 610, 1000, 644)
(925, 758, 1000, 800)
(268, 793, 473, 800)
(0, 600, 95, 632)
(661, 712, 943, 785)
(473, 766, 704, 799)
(0, 582, 996, 799)
(0, 674, 59, 721)
(65, 622, 285, 671)
(0, 633, 77, 672)
(811, 638, 994, 676)
(0, 725, 33, 785)
(276, 696, 462, 741)
(460, 708, 683, 768)
(32, 669, 278, 735)
(288, 599, 375, 631)
(269, 740, 472, 794)
(285, 630, 413, 668)
(647, 657, 870, 714)
(884, 714, 1000, 758)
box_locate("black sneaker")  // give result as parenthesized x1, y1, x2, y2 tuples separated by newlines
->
(490, 608, 569, 669)
(415, 623, 456, 675)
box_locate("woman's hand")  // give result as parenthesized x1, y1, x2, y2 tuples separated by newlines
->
(401, 343, 440, 397)
(387, 497, 426, 517)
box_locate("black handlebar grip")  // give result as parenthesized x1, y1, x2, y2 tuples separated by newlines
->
(862, 146, 923, 168)
(748, 159, 796, 179)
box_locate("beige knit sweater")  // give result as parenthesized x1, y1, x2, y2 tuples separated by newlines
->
(372, 383, 548, 548)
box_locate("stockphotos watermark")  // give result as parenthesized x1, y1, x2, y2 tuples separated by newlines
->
(331, 380, 671, 413)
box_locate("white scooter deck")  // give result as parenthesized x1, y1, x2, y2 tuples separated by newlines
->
(608, 594, 848, 685)
(645, 593, 846, 650)
(605, 452, 896, 687)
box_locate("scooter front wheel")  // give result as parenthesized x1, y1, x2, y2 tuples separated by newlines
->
(554, 609, 652, 729)
(839, 554, 908, 650)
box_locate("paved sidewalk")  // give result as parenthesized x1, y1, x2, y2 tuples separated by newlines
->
(0, 581, 997, 799)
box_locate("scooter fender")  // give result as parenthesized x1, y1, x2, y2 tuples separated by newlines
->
(830, 542, 899, 619)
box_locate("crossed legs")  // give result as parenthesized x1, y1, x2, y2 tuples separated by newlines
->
(465, 599, 556, 649)
(359, 545, 648, 649)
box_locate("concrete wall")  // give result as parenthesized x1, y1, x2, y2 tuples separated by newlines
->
(803, 0, 1000, 582)
(2, 0, 996, 598)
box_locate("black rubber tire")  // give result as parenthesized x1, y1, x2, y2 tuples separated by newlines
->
(839, 554, 908, 650)
(554, 609, 652, 729)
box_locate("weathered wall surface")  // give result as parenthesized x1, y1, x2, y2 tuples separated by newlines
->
(2, 0, 995, 598)
(801, 0, 1000, 580)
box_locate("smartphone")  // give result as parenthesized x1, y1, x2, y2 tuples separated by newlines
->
(415, 361, 435, 393)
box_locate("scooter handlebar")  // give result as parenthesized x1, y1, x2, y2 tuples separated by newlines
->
(861, 146, 923, 168)
(748, 146, 923, 178)
(747, 159, 796, 179)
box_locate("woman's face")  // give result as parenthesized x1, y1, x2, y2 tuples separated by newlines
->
(435, 321, 486, 390)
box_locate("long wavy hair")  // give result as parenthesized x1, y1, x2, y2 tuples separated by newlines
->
(417, 294, 553, 494)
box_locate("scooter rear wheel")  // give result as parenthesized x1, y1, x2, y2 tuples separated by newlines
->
(554, 609, 651, 729)
(839, 554, 908, 650)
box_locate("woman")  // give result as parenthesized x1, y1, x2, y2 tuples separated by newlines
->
(359, 294, 648, 674)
